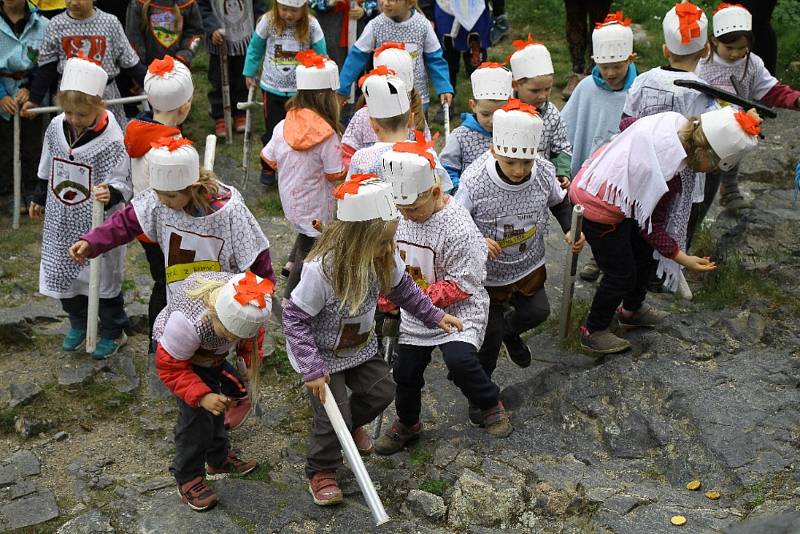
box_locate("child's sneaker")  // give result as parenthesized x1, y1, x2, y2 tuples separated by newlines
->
(178, 476, 218, 511)
(308, 470, 343, 506)
(92, 332, 128, 360)
(207, 450, 257, 479)
(259, 168, 276, 187)
(503, 332, 531, 368)
(482, 402, 512, 437)
(467, 401, 484, 427)
(579, 257, 601, 281)
(224, 395, 252, 430)
(214, 118, 227, 138)
(720, 191, 751, 211)
(580, 326, 631, 354)
(374, 420, 422, 455)
(617, 303, 668, 329)
(352, 425, 374, 455)
(490, 14, 509, 45)
(62, 328, 86, 352)
(234, 114, 246, 133)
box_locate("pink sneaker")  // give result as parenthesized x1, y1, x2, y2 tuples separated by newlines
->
(224, 395, 252, 430)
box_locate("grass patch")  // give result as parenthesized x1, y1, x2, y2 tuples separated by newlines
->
(409, 444, 434, 469)
(641, 466, 666, 482)
(257, 192, 285, 218)
(229, 514, 258, 534)
(528, 298, 591, 353)
(0, 408, 16, 434)
(264, 344, 294, 377)
(419, 478, 449, 496)
(236, 462, 272, 482)
(689, 222, 715, 258)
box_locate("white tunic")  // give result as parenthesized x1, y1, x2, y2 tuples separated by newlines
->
(695, 52, 777, 101)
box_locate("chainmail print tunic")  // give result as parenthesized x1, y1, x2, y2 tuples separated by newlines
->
(152, 271, 237, 367)
(623, 68, 717, 119)
(287, 253, 406, 374)
(455, 152, 565, 286)
(396, 200, 489, 348)
(348, 142, 454, 192)
(654, 168, 696, 291)
(37, 113, 131, 299)
(37, 9, 141, 128)
(254, 15, 324, 94)
(341, 106, 431, 152)
(131, 186, 269, 300)
(695, 53, 777, 101)
(439, 124, 491, 177)
(204, 0, 255, 55)
(354, 12, 441, 104)
(538, 101, 572, 160)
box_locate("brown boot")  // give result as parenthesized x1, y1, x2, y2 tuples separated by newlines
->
(482, 402, 512, 438)
(178, 476, 219, 511)
(309, 470, 343, 506)
(374, 419, 422, 455)
(580, 326, 631, 354)
(352, 425, 374, 455)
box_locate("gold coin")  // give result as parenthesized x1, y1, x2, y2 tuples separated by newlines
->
(671, 515, 687, 526)
(686, 480, 702, 491)
(705, 490, 721, 500)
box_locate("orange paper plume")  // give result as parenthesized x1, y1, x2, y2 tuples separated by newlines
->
(357, 65, 397, 88)
(596, 11, 632, 28)
(233, 271, 275, 308)
(734, 111, 761, 136)
(478, 61, 507, 69)
(335, 173, 378, 199)
(150, 136, 194, 151)
(675, 2, 703, 45)
(392, 131, 438, 168)
(714, 2, 747, 15)
(148, 55, 176, 76)
(512, 34, 541, 51)
(502, 98, 539, 116)
(295, 50, 327, 69)
(374, 42, 406, 57)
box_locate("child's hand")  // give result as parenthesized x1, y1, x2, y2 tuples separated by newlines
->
(437, 313, 463, 334)
(305, 374, 330, 403)
(558, 176, 571, 189)
(93, 184, 110, 204)
(20, 100, 36, 119)
(486, 238, 501, 259)
(15, 88, 29, 106)
(69, 240, 92, 265)
(564, 231, 585, 253)
(211, 30, 224, 45)
(337, 93, 349, 107)
(28, 202, 43, 220)
(676, 252, 717, 272)
(350, 5, 364, 18)
(199, 393, 232, 415)
(0, 96, 17, 115)
(246, 77, 258, 89)
(440, 93, 453, 107)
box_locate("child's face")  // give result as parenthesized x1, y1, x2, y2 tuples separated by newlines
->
(715, 35, 750, 62)
(514, 75, 553, 109)
(493, 150, 534, 182)
(277, 4, 303, 24)
(63, 103, 101, 133)
(380, 0, 411, 19)
(597, 60, 630, 90)
(4, 0, 26, 10)
(156, 189, 192, 211)
(64, 0, 94, 19)
(398, 187, 440, 223)
(469, 99, 506, 132)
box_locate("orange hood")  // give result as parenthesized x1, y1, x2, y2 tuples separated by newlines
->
(284, 108, 335, 151)
(124, 119, 182, 158)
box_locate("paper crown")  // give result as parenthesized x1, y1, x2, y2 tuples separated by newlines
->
(362, 72, 410, 119)
(663, 2, 708, 55)
(60, 57, 107, 97)
(295, 51, 340, 91)
(471, 63, 513, 100)
(147, 137, 199, 191)
(214, 272, 274, 339)
(592, 12, 634, 64)
(382, 135, 437, 206)
(335, 174, 399, 222)
(373, 43, 414, 90)
(492, 99, 542, 160)
(509, 35, 553, 80)
(276, 0, 306, 6)
(712, 4, 751, 37)
(701, 107, 760, 171)
(144, 55, 194, 111)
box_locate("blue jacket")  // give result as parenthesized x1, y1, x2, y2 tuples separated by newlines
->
(0, 5, 47, 120)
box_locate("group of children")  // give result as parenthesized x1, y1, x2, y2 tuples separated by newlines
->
(16, 0, 799, 517)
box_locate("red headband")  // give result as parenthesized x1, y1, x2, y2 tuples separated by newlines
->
(358, 65, 397, 88)
(675, 2, 703, 45)
(148, 55, 176, 76)
(150, 136, 193, 151)
(477, 61, 507, 69)
(335, 173, 378, 199)
(392, 131, 438, 168)
(375, 42, 406, 57)
(596, 11, 632, 28)
(295, 50, 327, 69)
(233, 271, 274, 308)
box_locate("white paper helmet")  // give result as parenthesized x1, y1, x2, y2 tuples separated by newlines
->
(509, 36, 553, 80)
(148, 137, 200, 191)
(382, 149, 436, 206)
(471, 63, 513, 100)
(374, 42, 414, 90)
(276, 0, 306, 6)
(492, 100, 543, 160)
(214, 272, 274, 339)
(60, 57, 107, 97)
(700, 107, 760, 171)
(712, 4, 752, 37)
(295, 51, 340, 91)
(662, 2, 708, 55)
(361, 71, 410, 119)
(144, 55, 194, 111)
(336, 175, 399, 222)
(592, 13, 634, 64)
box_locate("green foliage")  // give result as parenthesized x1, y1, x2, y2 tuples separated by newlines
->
(419, 478, 449, 496)
(409, 445, 434, 468)
(257, 192, 285, 218)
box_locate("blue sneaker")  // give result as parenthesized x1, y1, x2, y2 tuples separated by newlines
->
(62, 329, 86, 352)
(92, 332, 128, 360)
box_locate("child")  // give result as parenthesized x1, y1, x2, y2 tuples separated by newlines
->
(282, 175, 462, 505)
(29, 57, 132, 359)
(243, 0, 326, 186)
(0, 0, 48, 208)
(125, 0, 203, 68)
(454, 100, 584, 376)
(374, 146, 511, 454)
(561, 11, 636, 282)
(569, 108, 761, 354)
(341, 43, 430, 166)
(23, 0, 146, 128)
(198, 0, 264, 137)
(693, 3, 800, 214)
(440, 62, 512, 191)
(153, 271, 272, 511)
(509, 36, 572, 189)
(309, 0, 376, 67)
(261, 51, 345, 298)
(336, 0, 453, 112)
(434, 0, 490, 105)
(124, 55, 194, 343)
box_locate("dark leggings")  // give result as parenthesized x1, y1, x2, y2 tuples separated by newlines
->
(61, 292, 128, 340)
(284, 233, 317, 299)
(740, 0, 778, 75)
(140, 240, 167, 345)
(564, 0, 612, 74)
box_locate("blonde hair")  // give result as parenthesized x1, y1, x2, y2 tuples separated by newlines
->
(678, 117, 716, 169)
(268, 3, 310, 44)
(401, 174, 441, 211)
(56, 90, 104, 112)
(307, 218, 399, 314)
(287, 89, 342, 135)
(408, 88, 426, 132)
(373, 109, 412, 133)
